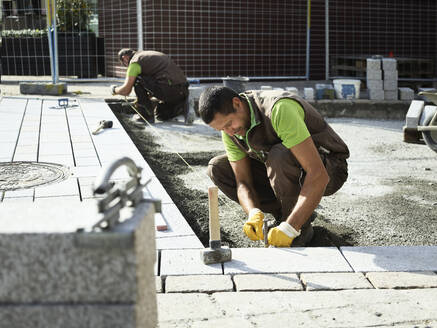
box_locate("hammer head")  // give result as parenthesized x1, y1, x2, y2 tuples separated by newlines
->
(200, 245, 232, 265)
(100, 120, 113, 128)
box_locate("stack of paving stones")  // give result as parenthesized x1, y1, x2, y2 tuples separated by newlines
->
(304, 87, 315, 101)
(0, 201, 158, 328)
(398, 87, 415, 101)
(366, 58, 384, 100)
(382, 58, 398, 100)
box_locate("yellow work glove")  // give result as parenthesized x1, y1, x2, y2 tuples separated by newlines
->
(243, 208, 265, 241)
(267, 222, 301, 247)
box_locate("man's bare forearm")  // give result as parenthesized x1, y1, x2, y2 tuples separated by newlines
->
(285, 171, 329, 231)
(236, 183, 260, 214)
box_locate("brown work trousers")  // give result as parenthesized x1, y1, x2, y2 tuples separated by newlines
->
(207, 143, 348, 221)
(134, 76, 189, 121)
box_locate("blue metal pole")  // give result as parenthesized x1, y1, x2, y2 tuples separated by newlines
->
(46, 0, 58, 83)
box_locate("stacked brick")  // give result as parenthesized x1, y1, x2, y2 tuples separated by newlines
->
(366, 58, 384, 100)
(382, 58, 398, 100)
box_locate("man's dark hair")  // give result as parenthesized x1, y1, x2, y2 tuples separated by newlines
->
(199, 86, 240, 124)
(118, 48, 136, 63)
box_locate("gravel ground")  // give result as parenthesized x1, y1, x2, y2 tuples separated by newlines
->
(111, 105, 437, 248)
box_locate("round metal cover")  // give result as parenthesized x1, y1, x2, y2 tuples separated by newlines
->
(0, 161, 71, 191)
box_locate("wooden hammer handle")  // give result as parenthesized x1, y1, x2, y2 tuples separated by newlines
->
(208, 186, 220, 241)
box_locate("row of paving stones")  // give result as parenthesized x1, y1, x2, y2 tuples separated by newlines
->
(155, 271, 437, 293)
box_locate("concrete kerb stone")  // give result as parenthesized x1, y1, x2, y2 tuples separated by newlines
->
(19, 82, 67, 96)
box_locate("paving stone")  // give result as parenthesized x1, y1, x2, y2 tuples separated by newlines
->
(0, 305, 136, 328)
(366, 69, 382, 80)
(233, 273, 303, 291)
(304, 87, 314, 100)
(160, 249, 222, 276)
(383, 70, 398, 81)
(155, 203, 198, 237)
(3, 188, 34, 198)
(398, 87, 414, 101)
(156, 235, 203, 250)
(366, 79, 383, 90)
(382, 58, 397, 71)
(384, 90, 398, 100)
(405, 100, 425, 128)
(369, 89, 384, 100)
(224, 247, 352, 274)
(210, 289, 437, 327)
(20, 82, 67, 96)
(34, 177, 79, 198)
(157, 293, 222, 323)
(340, 246, 437, 272)
(366, 58, 381, 70)
(301, 272, 373, 291)
(156, 276, 163, 293)
(366, 271, 437, 289)
(165, 274, 233, 293)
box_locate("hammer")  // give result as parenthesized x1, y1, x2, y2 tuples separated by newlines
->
(92, 120, 113, 135)
(201, 186, 232, 264)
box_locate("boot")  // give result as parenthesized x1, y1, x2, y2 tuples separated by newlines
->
(131, 104, 155, 124)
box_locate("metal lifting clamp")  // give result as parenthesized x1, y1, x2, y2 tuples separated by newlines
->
(92, 157, 161, 231)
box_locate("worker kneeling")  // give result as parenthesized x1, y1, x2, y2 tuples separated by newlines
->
(198, 87, 349, 247)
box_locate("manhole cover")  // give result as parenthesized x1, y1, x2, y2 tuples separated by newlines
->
(0, 161, 71, 191)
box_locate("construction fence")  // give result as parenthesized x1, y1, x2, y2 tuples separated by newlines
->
(1, 0, 437, 81)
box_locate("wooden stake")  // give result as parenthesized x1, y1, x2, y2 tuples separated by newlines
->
(208, 186, 220, 242)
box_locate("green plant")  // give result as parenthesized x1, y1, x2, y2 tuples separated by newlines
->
(1, 29, 47, 37)
(56, 0, 92, 32)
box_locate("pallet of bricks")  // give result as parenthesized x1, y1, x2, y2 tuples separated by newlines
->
(366, 57, 415, 101)
(366, 57, 397, 100)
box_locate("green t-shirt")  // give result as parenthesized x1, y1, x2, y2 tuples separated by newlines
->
(222, 98, 310, 162)
(127, 62, 141, 77)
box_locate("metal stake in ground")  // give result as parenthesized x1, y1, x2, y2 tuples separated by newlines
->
(201, 186, 232, 264)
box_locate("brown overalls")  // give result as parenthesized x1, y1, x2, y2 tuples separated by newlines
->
(208, 90, 350, 221)
(130, 50, 189, 121)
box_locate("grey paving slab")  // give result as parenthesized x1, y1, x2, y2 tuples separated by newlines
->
(14, 144, 37, 154)
(366, 271, 437, 289)
(13, 153, 38, 161)
(71, 165, 101, 178)
(75, 156, 101, 167)
(156, 203, 198, 238)
(0, 130, 20, 142)
(340, 246, 437, 272)
(0, 143, 16, 159)
(207, 289, 437, 327)
(38, 154, 75, 166)
(300, 272, 373, 291)
(157, 293, 222, 324)
(0, 200, 97, 232)
(160, 249, 222, 276)
(156, 235, 203, 250)
(143, 177, 173, 204)
(1, 196, 34, 203)
(224, 247, 353, 274)
(34, 177, 79, 199)
(156, 276, 163, 293)
(0, 305, 136, 328)
(165, 274, 233, 293)
(3, 188, 34, 198)
(233, 273, 303, 291)
(38, 142, 72, 156)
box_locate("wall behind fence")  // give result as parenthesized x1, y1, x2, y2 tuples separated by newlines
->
(98, 0, 139, 78)
(103, 0, 309, 79)
(328, 0, 437, 80)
